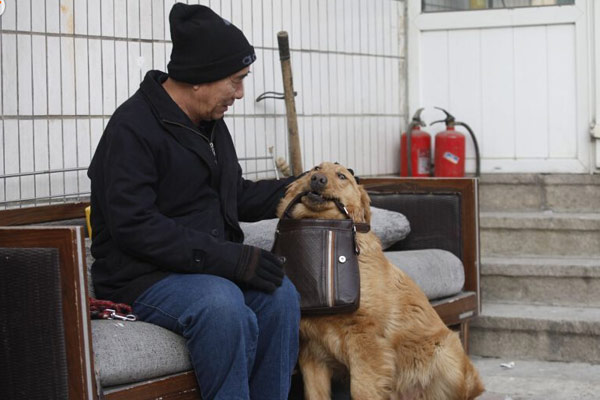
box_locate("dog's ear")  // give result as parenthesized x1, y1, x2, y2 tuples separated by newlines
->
(346, 185, 371, 224)
(347, 168, 360, 184)
(358, 185, 371, 224)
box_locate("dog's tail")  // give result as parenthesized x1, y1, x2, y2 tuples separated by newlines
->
(401, 331, 484, 400)
(463, 356, 485, 399)
(429, 332, 485, 400)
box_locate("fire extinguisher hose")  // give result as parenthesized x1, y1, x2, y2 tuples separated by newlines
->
(455, 121, 481, 177)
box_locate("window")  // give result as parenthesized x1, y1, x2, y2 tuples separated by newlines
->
(422, 0, 575, 13)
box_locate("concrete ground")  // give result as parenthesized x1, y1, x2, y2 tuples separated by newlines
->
(473, 356, 600, 400)
(291, 356, 600, 399)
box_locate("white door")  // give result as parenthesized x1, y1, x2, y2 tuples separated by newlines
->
(407, 0, 593, 173)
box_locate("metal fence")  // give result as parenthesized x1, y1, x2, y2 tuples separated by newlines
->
(0, 0, 406, 209)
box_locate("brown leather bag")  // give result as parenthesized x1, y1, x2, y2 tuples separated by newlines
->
(272, 192, 369, 315)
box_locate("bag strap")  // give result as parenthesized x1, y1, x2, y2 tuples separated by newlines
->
(331, 199, 370, 233)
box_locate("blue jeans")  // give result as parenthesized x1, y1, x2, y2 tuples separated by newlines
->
(133, 274, 301, 400)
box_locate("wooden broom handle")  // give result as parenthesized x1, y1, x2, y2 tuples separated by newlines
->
(277, 31, 303, 176)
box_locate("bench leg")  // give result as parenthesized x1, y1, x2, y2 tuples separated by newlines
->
(459, 321, 470, 354)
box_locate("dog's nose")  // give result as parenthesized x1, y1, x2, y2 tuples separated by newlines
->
(310, 173, 328, 191)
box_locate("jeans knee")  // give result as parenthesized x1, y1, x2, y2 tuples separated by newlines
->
(279, 277, 301, 306)
(270, 276, 301, 322)
(180, 280, 257, 334)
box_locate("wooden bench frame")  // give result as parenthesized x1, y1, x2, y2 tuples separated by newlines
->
(0, 226, 98, 399)
(0, 177, 479, 400)
(362, 177, 481, 348)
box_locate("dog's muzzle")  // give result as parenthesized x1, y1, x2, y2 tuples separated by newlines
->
(306, 173, 329, 203)
(310, 173, 328, 192)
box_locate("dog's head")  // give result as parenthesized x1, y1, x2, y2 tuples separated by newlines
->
(278, 162, 371, 224)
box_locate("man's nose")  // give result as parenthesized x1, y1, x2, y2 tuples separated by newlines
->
(234, 83, 244, 99)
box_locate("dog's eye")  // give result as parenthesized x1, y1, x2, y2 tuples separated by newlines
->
(313, 166, 321, 171)
(337, 173, 347, 180)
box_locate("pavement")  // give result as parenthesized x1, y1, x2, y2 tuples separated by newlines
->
(472, 356, 600, 400)
(290, 356, 600, 399)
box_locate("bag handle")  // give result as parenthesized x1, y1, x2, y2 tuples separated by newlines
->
(282, 191, 310, 219)
(280, 192, 370, 254)
(282, 191, 369, 232)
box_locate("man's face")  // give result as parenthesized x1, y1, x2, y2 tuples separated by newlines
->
(193, 67, 250, 121)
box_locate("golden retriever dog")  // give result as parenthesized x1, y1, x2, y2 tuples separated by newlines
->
(277, 162, 484, 400)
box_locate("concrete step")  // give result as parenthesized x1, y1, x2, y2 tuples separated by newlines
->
(469, 302, 600, 363)
(472, 356, 600, 400)
(481, 256, 600, 306)
(480, 211, 600, 257)
(479, 173, 600, 212)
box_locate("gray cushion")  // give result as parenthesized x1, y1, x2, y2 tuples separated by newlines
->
(240, 218, 279, 251)
(91, 319, 192, 387)
(369, 206, 411, 248)
(241, 206, 410, 251)
(386, 249, 465, 300)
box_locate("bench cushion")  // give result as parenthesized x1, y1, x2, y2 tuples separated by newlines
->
(88, 234, 461, 388)
(241, 206, 410, 251)
(92, 249, 464, 387)
(386, 249, 465, 300)
(92, 320, 192, 387)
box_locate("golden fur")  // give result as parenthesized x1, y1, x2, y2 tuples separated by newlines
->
(277, 162, 484, 400)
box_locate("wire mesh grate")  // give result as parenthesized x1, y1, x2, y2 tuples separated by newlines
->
(0, 0, 406, 210)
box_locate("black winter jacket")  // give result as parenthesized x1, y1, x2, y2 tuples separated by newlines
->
(88, 70, 293, 304)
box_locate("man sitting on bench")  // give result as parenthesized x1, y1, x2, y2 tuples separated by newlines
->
(87, 3, 300, 399)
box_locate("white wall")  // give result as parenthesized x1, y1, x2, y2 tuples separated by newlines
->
(0, 0, 406, 208)
(420, 24, 579, 172)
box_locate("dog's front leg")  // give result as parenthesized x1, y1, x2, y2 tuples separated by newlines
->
(299, 345, 332, 400)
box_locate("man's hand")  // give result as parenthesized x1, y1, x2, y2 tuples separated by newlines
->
(237, 246, 285, 292)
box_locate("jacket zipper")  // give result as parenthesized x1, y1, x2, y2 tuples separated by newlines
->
(327, 230, 335, 307)
(162, 119, 218, 162)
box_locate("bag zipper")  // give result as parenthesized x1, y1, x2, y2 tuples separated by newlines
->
(162, 119, 218, 162)
(327, 230, 335, 307)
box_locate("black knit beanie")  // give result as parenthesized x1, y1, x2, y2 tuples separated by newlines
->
(167, 3, 256, 84)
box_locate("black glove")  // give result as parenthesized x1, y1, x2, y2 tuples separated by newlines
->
(236, 245, 285, 293)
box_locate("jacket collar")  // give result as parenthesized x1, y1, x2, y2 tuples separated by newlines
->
(139, 70, 220, 187)
(139, 70, 196, 128)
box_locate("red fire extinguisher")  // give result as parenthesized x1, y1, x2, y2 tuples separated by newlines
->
(431, 107, 480, 177)
(400, 108, 431, 177)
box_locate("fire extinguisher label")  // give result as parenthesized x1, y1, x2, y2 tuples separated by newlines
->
(443, 152, 460, 165)
(418, 156, 430, 175)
